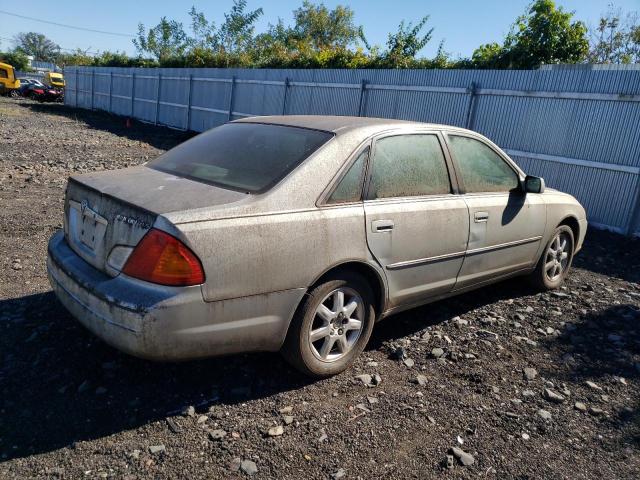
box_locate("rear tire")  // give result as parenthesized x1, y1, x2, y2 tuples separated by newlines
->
(281, 273, 375, 378)
(529, 225, 574, 290)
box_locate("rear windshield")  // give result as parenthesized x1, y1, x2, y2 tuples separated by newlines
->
(149, 123, 334, 193)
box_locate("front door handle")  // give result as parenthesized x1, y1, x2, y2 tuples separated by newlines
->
(372, 219, 394, 232)
(474, 211, 489, 223)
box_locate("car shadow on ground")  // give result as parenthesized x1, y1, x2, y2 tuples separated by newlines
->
(15, 100, 193, 152)
(0, 276, 539, 461)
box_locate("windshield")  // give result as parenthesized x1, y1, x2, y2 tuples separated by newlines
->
(149, 122, 334, 193)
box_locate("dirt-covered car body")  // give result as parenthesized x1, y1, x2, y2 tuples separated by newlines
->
(47, 116, 587, 361)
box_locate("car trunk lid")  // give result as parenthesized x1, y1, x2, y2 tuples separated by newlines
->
(64, 166, 249, 275)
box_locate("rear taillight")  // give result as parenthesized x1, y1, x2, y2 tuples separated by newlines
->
(122, 229, 205, 286)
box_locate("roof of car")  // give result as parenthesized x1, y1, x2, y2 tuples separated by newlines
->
(234, 115, 460, 135)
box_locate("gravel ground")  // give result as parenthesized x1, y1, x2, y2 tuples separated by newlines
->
(1, 97, 639, 479)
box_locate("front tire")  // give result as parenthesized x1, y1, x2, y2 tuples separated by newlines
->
(281, 273, 375, 378)
(529, 225, 575, 290)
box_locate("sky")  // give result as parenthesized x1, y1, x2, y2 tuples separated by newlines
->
(0, 0, 639, 59)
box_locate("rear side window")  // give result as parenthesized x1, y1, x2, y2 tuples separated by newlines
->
(448, 135, 519, 193)
(369, 134, 451, 199)
(149, 123, 333, 193)
(328, 148, 368, 204)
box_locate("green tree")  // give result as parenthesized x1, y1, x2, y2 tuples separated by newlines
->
(218, 0, 263, 54)
(56, 48, 94, 66)
(472, 0, 588, 69)
(0, 50, 30, 70)
(292, 1, 362, 50)
(471, 42, 506, 68)
(589, 7, 640, 64)
(189, 6, 220, 50)
(380, 16, 434, 68)
(133, 17, 190, 62)
(14, 32, 60, 62)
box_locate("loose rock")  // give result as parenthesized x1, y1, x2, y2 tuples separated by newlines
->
(537, 409, 553, 421)
(431, 348, 445, 358)
(451, 447, 475, 466)
(148, 445, 165, 454)
(240, 459, 258, 476)
(543, 388, 565, 404)
(209, 429, 227, 441)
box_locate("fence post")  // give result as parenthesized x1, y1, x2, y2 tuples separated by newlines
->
(465, 81, 478, 130)
(155, 73, 162, 125)
(108, 72, 112, 113)
(357, 79, 368, 117)
(90, 70, 95, 110)
(185, 73, 193, 131)
(75, 69, 79, 107)
(281, 77, 290, 115)
(628, 181, 640, 236)
(130, 72, 136, 118)
(228, 75, 236, 121)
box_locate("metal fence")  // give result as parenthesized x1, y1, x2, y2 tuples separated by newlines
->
(15, 71, 45, 81)
(64, 66, 640, 235)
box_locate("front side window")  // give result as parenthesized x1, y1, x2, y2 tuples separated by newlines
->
(369, 134, 451, 199)
(149, 123, 334, 193)
(447, 135, 519, 193)
(327, 148, 368, 204)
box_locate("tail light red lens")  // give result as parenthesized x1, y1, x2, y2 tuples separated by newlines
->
(122, 229, 205, 286)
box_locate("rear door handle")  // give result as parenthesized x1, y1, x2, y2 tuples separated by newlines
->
(372, 219, 394, 232)
(474, 211, 489, 223)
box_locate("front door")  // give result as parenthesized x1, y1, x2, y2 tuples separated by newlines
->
(444, 133, 546, 289)
(363, 132, 469, 308)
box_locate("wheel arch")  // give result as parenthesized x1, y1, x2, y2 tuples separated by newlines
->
(558, 215, 580, 243)
(309, 260, 387, 318)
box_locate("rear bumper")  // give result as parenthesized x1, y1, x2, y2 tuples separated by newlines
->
(47, 230, 304, 360)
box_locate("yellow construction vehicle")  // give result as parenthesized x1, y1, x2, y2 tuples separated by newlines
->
(44, 71, 65, 88)
(0, 62, 21, 97)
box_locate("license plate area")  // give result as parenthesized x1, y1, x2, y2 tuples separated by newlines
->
(68, 200, 108, 260)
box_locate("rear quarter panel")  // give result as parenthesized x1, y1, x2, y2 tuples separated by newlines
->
(180, 205, 372, 302)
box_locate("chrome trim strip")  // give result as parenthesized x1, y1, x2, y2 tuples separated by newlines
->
(385, 236, 542, 270)
(386, 250, 466, 270)
(466, 236, 543, 256)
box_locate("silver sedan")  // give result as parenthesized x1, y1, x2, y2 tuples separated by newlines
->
(47, 116, 587, 377)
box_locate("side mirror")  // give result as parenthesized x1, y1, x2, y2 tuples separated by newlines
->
(524, 175, 545, 194)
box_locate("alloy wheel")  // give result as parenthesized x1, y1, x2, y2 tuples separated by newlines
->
(544, 232, 571, 282)
(308, 287, 364, 362)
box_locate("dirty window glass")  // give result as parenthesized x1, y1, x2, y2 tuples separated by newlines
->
(328, 148, 368, 203)
(149, 123, 333, 193)
(370, 135, 451, 199)
(0, 69, 7, 79)
(448, 135, 519, 193)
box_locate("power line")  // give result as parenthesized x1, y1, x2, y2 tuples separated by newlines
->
(0, 10, 135, 37)
(0, 36, 101, 55)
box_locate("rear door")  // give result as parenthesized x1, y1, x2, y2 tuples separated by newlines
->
(444, 133, 546, 289)
(363, 131, 469, 309)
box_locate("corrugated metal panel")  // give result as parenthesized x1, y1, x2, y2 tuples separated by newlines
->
(63, 66, 640, 234)
(512, 155, 638, 233)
